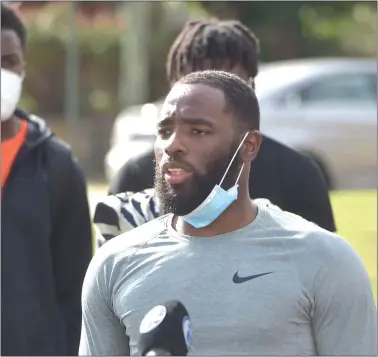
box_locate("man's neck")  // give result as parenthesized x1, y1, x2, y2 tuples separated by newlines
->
(173, 194, 258, 237)
(1, 116, 21, 142)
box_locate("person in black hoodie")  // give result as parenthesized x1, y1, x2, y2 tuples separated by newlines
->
(1, 4, 93, 355)
(102, 19, 335, 236)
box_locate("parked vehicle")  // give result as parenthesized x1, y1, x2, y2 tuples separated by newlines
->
(105, 58, 377, 190)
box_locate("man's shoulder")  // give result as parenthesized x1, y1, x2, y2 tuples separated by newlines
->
(99, 188, 156, 208)
(94, 188, 160, 241)
(260, 135, 326, 187)
(45, 136, 86, 189)
(23, 112, 82, 179)
(115, 188, 157, 203)
(95, 188, 158, 224)
(25, 112, 74, 161)
(127, 147, 154, 168)
(258, 199, 345, 251)
(45, 133, 73, 159)
(89, 214, 171, 282)
(95, 214, 171, 261)
(261, 135, 312, 165)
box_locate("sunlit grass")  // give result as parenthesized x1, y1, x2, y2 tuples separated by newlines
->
(330, 190, 377, 301)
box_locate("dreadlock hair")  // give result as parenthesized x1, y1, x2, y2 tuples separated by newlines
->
(166, 19, 260, 85)
(1, 3, 27, 49)
(178, 70, 260, 132)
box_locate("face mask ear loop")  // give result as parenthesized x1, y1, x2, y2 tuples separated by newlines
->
(235, 163, 245, 186)
(248, 77, 254, 88)
(219, 132, 250, 187)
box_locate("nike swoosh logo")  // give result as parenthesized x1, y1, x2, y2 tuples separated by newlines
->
(233, 271, 273, 284)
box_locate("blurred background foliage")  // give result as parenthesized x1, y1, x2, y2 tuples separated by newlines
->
(9, 0, 376, 177)
(18, 1, 376, 118)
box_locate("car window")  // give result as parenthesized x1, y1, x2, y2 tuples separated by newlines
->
(300, 73, 377, 103)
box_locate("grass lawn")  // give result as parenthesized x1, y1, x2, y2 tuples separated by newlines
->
(89, 185, 377, 300)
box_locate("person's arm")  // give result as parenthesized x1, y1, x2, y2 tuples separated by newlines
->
(51, 153, 93, 355)
(94, 197, 126, 248)
(287, 156, 336, 232)
(312, 237, 377, 355)
(79, 247, 130, 355)
(94, 190, 161, 247)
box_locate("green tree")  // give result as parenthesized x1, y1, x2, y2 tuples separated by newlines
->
(197, 1, 376, 60)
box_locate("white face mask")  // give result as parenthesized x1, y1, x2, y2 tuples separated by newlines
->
(1, 68, 23, 122)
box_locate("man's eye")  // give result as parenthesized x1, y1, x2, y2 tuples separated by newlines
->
(157, 129, 171, 138)
(192, 129, 206, 136)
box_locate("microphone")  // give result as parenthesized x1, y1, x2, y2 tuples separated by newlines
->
(137, 300, 192, 356)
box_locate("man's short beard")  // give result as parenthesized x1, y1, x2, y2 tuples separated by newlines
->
(154, 141, 242, 216)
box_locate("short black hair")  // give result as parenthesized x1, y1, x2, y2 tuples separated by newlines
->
(1, 3, 27, 49)
(178, 70, 259, 132)
(167, 19, 260, 84)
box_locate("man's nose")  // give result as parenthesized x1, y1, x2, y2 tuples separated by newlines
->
(164, 131, 187, 157)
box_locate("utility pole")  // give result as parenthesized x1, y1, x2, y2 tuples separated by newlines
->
(118, 1, 151, 109)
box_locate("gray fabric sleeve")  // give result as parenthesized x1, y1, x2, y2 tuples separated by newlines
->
(79, 249, 130, 356)
(311, 238, 377, 356)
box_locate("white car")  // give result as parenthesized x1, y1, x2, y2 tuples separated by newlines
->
(105, 58, 377, 190)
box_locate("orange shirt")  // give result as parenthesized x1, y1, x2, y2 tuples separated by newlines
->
(1, 120, 28, 188)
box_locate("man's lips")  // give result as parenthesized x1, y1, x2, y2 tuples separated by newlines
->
(164, 168, 193, 185)
(161, 161, 194, 185)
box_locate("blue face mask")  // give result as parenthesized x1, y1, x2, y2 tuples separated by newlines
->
(181, 133, 249, 229)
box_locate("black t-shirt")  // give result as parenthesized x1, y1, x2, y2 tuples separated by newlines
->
(108, 135, 336, 232)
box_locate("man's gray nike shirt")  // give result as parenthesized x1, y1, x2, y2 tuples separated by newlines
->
(80, 201, 377, 355)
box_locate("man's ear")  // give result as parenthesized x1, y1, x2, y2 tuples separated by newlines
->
(240, 130, 262, 163)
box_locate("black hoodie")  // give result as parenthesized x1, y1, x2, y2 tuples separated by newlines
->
(1, 109, 93, 356)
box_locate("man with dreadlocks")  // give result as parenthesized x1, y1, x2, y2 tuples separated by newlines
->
(95, 19, 335, 247)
